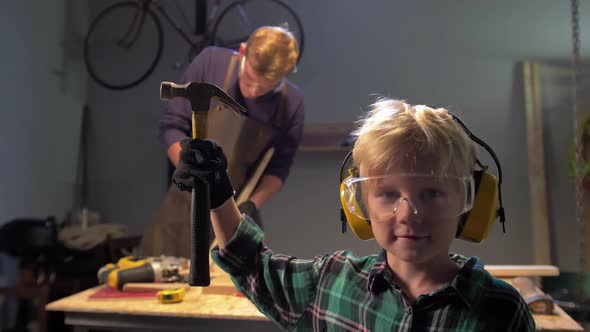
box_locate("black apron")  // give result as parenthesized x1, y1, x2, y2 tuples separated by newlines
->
(139, 55, 286, 258)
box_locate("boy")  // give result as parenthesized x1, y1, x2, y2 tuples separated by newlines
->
(173, 98, 535, 331)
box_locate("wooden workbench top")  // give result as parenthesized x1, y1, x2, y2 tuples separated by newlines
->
(533, 305, 584, 332)
(46, 285, 266, 321)
(47, 285, 584, 331)
(46, 265, 584, 331)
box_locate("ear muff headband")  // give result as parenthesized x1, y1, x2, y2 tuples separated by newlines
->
(339, 113, 506, 243)
(449, 113, 506, 234)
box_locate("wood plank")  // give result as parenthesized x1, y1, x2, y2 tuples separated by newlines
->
(504, 277, 584, 331)
(523, 61, 552, 265)
(576, 111, 590, 272)
(235, 147, 275, 205)
(531, 303, 584, 331)
(511, 277, 554, 314)
(485, 265, 559, 277)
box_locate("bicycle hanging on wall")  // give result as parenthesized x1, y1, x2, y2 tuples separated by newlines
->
(84, 0, 305, 90)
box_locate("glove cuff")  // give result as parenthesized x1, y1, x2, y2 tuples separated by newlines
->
(211, 196, 234, 211)
(210, 172, 235, 209)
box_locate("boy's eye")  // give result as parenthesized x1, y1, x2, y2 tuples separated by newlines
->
(377, 190, 400, 200)
(421, 188, 446, 202)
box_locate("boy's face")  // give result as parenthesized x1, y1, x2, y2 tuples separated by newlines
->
(361, 154, 465, 267)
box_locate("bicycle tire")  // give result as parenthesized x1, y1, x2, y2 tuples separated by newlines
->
(210, 0, 305, 63)
(84, 2, 164, 90)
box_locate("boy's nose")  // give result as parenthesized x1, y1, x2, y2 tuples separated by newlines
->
(394, 198, 419, 220)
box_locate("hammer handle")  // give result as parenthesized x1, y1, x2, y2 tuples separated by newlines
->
(189, 181, 210, 286)
(188, 111, 211, 286)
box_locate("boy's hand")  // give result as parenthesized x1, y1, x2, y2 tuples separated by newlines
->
(172, 137, 235, 209)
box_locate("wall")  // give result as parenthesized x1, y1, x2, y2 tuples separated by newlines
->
(0, 1, 87, 224)
(84, 1, 590, 271)
(0, 0, 88, 326)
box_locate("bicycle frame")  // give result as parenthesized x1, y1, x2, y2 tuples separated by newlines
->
(116, 0, 150, 48)
(122, 0, 260, 53)
(149, 0, 197, 47)
(152, 0, 249, 48)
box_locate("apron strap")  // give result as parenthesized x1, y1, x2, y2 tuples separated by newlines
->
(223, 54, 238, 92)
(271, 83, 288, 131)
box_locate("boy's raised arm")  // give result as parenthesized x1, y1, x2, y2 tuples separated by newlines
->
(210, 198, 241, 249)
(172, 137, 323, 329)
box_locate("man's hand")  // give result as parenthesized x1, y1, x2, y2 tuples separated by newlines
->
(172, 137, 235, 209)
(238, 200, 263, 228)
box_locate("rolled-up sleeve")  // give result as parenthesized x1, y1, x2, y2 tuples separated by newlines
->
(211, 217, 325, 330)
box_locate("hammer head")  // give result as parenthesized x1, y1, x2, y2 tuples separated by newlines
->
(160, 81, 246, 115)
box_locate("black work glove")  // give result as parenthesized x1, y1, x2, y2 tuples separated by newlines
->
(238, 200, 263, 229)
(172, 137, 235, 209)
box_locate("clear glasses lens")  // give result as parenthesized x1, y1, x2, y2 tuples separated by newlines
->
(343, 174, 474, 222)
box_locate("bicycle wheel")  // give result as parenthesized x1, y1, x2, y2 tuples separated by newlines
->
(211, 0, 305, 63)
(84, 2, 164, 90)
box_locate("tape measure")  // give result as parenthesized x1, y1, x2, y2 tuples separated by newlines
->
(157, 287, 186, 304)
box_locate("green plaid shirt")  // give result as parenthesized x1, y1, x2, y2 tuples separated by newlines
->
(212, 218, 535, 331)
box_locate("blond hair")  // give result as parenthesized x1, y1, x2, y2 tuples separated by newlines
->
(352, 98, 477, 177)
(245, 26, 299, 81)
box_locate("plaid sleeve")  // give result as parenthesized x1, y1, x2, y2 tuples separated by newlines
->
(211, 217, 327, 330)
(480, 278, 537, 331)
(507, 293, 536, 332)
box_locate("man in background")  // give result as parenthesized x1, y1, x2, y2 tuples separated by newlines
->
(140, 26, 305, 257)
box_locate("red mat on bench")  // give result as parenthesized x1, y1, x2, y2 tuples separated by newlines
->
(88, 286, 158, 299)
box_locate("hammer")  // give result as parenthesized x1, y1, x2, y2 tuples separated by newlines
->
(160, 81, 246, 286)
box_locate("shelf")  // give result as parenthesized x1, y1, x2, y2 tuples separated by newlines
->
(299, 123, 355, 152)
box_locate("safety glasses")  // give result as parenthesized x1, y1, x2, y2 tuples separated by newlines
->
(342, 174, 475, 222)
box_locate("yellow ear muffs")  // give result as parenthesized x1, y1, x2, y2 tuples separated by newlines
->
(339, 172, 374, 240)
(338, 113, 506, 243)
(456, 169, 499, 243)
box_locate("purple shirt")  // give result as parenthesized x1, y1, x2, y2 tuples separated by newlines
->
(160, 46, 305, 181)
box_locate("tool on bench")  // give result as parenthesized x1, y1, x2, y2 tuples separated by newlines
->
(157, 287, 186, 304)
(97, 256, 188, 290)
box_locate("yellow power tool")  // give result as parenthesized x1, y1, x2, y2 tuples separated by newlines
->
(97, 256, 187, 290)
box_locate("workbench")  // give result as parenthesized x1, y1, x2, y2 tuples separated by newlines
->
(46, 266, 584, 331)
(46, 285, 279, 331)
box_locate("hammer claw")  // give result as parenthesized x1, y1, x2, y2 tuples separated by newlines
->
(159, 81, 246, 115)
